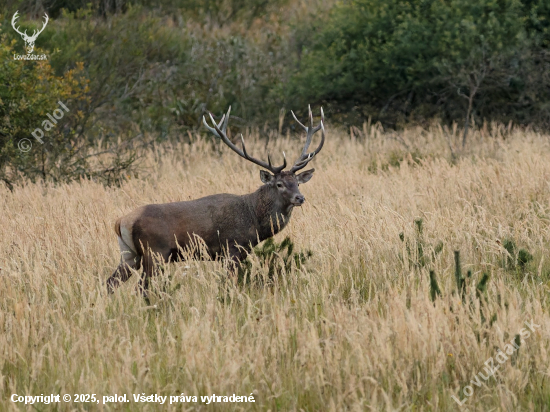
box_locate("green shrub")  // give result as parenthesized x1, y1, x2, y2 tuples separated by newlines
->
(238, 237, 313, 286)
(287, 0, 550, 128)
(399, 218, 443, 269)
(3, 0, 550, 150)
(2, 3, 291, 135)
(6, 0, 289, 22)
(502, 238, 533, 272)
(0, 36, 139, 188)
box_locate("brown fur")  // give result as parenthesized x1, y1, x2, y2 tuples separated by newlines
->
(107, 169, 315, 295)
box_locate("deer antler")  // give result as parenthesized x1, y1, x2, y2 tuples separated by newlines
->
(203, 107, 287, 174)
(289, 105, 325, 172)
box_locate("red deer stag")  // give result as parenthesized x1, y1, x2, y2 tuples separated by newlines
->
(107, 106, 325, 295)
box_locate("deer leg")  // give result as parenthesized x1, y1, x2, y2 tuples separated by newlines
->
(226, 246, 245, 283)
(107, 237, 141, 294)
(107, 261, 140, 293)
(137, 252, 154, 299)
(136, 249, 171, 299)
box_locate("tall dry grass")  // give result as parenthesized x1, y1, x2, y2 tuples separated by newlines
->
(1, 123, 549, 411)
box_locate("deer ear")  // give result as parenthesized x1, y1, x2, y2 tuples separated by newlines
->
(260, 170, 274, 184)
(296, 168, 315, 184)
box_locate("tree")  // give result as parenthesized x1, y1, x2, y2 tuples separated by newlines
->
(287, 0, 532, 130)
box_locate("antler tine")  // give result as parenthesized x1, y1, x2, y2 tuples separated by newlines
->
(275, 151, 287, 173)
(203, 107, 286, 174)
(214, 121, 245, 157)
(240, 134, 253, 160)
(299, 106, 324, 159)
(203, 113, 224, 138)
(291, 110, 307, 132)
(240, 136, 286, 173)
(267, 152, 287, 171)
(290, 107, 326, 173)
(221, 105, 231, 133)
(202, 105, 232, 137)
(291, 125, 325, 172)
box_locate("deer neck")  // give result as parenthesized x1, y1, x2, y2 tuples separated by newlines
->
(248, 185, 292, 241)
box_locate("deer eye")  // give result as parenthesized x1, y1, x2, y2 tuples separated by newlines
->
(276, 182, 283, 188)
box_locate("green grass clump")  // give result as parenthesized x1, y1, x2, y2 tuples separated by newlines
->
(238, 237, 313, 286)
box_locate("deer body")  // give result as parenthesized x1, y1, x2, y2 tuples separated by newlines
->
(107, 107, 324, 295)
(117, 187, 295, 264)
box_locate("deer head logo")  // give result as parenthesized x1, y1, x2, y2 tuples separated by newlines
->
(11, 11, 49, 54)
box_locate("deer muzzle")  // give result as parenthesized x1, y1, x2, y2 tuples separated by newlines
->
(292, 195, 305, 206)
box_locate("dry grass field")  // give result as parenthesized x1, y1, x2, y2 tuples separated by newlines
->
(1, 122, 550, 411)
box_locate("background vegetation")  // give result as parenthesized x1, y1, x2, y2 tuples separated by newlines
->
(1, 0, 549, 185)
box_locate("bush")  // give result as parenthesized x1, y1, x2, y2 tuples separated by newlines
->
(0, 36, 137, 188)
(3, 0, 550, 161)
(287, 0, 550, 128)
(3, 3, 291, 134)
(238, 237, 313, 286)
(6, 0, 288, 22)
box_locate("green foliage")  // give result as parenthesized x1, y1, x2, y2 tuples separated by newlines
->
(399, 218, 443, 269)
(476, 272, 490, 297)
(147, 0, 290, 27)
(2, 3, 290, 136)
(4, 0, 550, 145)
(7, 0, 289, 22)
(524, 0, 550, 47)
(429, 250, 495, 327)
(288, 0, 550, 127)
(237, 237, 313, 286)
(430, 251, 481, 304)
(502, 238, 534, 272)
(0, 38, 137, 187)
(47, 6, 186, 135)
(429, 270, 441, 302)
(518, 248, 534, 269)
(454, 251, 466, 302)
(2, 0, 550, 186)
(0, 2, 295, 186)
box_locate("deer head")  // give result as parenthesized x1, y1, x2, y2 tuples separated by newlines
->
(202, 106, 325, 211)
(12, 11, 49, 54)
